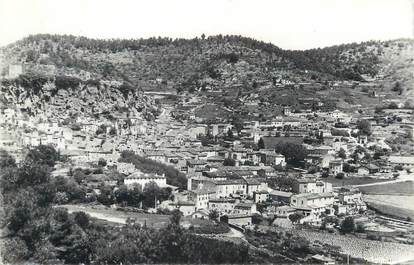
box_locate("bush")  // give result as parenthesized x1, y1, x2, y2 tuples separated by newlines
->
(331, 128, 350, 137)
(357, 119, 372, 135)
(223, 158, 236, 166)
(340, 217, 355, 234)
(98, 158, 107, 167)
(55, 75, 81, 90)
(335, 173, 345, 179)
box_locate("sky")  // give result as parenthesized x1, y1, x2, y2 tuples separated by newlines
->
(0, 0, 412, 50)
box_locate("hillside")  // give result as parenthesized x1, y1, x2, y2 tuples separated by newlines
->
(0, 74, 160, 122)
(0, 34, 413, 118)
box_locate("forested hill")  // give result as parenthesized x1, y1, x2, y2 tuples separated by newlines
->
(1, 34, 413, 95)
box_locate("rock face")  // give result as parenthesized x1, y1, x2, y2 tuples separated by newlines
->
(0, 76, 160, 121)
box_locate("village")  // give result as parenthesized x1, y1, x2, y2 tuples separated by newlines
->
(1, 57, 414, 264)
(0, 65, 414, 249)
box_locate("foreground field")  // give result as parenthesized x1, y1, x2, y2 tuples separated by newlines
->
(62, 204, 170, 228)
(60, 204, 231, 234)
(293, 229, 414, 264)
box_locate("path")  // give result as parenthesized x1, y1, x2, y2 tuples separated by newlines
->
(63, 205, 245, 240)
(352, 172, 414, 188)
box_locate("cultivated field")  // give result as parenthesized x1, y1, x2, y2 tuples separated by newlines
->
(359, 181, 414, 195)
(327, 177, 390, 187)
(364, 195, 414, 220)
(294, 229, 414, 264)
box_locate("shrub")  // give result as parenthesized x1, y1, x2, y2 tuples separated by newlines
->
(335, 173, 345, 179)
(340, 217, 355, 234)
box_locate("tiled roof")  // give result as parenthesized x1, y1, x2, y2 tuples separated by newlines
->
(125, 171, 165, 179)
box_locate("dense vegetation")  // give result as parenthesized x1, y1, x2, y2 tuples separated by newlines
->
(3, 33, 404, 89)
(119, 150, 187, 189)
(2, 34, 413, 124)
(0, 147, 251, 264)
(274, 142, 308, 166)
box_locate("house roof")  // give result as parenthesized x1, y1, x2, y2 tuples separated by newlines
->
(170, 201, 195, 206)
(388, 156, 414, 165)
(125, 171, 165, 180)
(295, 178, 316, 184)
(276, 205, 296, 212)
(206, 156, 225, 162)
(245, 178, 264, 185)
(190, 188, 215, 195)
(214, 179, 246, 185)
(191, 209, 209, 216)
(187, 159, 207, 165)
(226, 214, 253, 219)
(209, 198, 236, 203)
(362, 164, 380, 170)
(235, 202, 255, 209)
(292, 192, 334, 200)
(268, 189, 293, 197)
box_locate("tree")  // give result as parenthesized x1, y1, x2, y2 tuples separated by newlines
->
(169, 209, 182, 227)
(343, 163, 355, 173)
(231, 116, 244, 134)
(208, 209, 219, 221)
(109, 127, 117, 135)
(275, 142, 308, 166)
(114, 184, 130, 205)
(2, 237, 30, 263)
(25, 145, 59, 167)
(335, 173, 345, 179)
(129, 184, 144, 207)
(223, 158, 236, 166)
(0, 149, 16, 168)
(73, 211, 90, 229)
(226, 128, 234, 139)
(357, 119, 372, 135)
(392, 81, 402, 94)
(98, 158, 107, 167)
(289, 213, 304, 224)
(338, 148, 347, 159)
(97, 185, 115, 206)
(340, 217, 355, 234)
(258, 138, 265, 149)
(143, 181, 161, 208)
(72, 168, 86, 184)
(388, 102, 399, 109)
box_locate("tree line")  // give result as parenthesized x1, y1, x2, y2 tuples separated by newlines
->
(11, 33, 390, 82)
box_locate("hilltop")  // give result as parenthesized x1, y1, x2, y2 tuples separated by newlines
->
(0, 34, 413, 120)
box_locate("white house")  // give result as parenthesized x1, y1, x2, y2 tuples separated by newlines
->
(124, 171, 167, 188)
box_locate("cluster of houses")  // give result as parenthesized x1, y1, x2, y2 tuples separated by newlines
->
(148, 166, 368, 228)
(1, 77, 414, 230)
